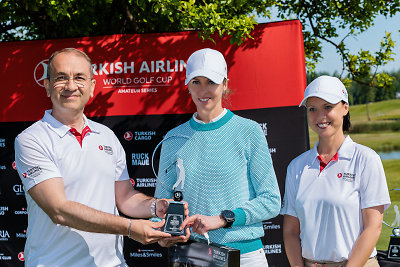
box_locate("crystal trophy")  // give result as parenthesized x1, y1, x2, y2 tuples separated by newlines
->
(384, 189, 400, 259)
(162, 159, 186, 236)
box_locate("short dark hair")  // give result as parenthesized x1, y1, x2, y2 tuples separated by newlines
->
(47, 48, 93, 79)
(342, 101, 352, 132)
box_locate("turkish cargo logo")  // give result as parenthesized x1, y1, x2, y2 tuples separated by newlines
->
(34, 59, 49, 87)
(124, 131, 133, 141)
(18, 252, 24, 261)
(0, 206, 8, 216)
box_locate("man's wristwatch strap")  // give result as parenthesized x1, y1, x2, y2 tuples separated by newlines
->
(150, 198, 157, 217)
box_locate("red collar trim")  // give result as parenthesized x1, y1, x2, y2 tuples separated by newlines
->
(317, 152, 338, 172)
(69, 126, 92, 147)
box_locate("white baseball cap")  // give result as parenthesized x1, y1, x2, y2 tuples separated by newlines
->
(299, 75, 349, 107)
(185, 48, 227, 85)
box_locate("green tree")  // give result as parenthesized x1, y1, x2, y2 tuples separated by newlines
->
(1, 0, 399, 88)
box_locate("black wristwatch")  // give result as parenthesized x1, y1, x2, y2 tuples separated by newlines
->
(220, 210, 235, 228)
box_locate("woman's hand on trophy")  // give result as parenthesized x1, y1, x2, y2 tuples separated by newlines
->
(180, 214, 225, 235)
(157, 228, 191, 247)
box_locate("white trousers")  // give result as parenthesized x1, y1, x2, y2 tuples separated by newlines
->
(240, 248, 268, 267)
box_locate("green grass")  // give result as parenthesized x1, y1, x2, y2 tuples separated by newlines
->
(350, 99, 400, 122)
(376, 159, 400, 250)
(309, 131, 400, 152)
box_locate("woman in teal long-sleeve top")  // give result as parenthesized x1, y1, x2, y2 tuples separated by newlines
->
(154, 48, 281, 267)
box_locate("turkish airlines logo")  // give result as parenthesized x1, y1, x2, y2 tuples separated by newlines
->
(124, 131, 133, 141)
(99, 145, 113, 155)
(337, 173, 342, 178)
(18, 252, 24, 261)
(34, 59, 49, 87)
(12, 161, 17, 170)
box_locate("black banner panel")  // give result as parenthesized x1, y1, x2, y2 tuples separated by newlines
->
(0, 106, 307, 266)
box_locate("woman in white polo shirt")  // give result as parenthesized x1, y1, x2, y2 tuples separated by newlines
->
(281, 75, 390, 267)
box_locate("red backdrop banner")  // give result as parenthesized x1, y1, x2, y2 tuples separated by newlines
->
(0, 20, 306, 122)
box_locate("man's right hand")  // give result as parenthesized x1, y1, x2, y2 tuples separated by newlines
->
(129, 219, 172, 245)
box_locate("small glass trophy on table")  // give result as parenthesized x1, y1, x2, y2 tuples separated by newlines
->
(162, 158, 186, 236)
(384, 189, 400, 259)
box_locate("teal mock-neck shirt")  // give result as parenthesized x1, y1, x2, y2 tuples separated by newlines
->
(155, 110, 281, 254)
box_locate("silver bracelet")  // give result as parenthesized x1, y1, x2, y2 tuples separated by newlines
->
(127, 219, 133, 239)
(150, 198, 157, 218)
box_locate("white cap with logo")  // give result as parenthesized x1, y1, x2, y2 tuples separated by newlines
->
(185, 48, 227, 85)
(299, 75, 349, 107)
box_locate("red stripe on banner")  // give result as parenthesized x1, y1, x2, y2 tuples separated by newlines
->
(0, 20, 306, 122)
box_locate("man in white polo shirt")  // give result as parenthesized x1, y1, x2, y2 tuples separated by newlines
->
(14, 48, 186, 266)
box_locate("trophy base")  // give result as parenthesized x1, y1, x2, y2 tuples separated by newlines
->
(162, 201, 186, 236)
(388, 236, 400, 259)
(168, 238, 240, 267)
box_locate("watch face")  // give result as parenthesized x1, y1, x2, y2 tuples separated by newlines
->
(222, 210, 235, 221)
(221, 210, 235, 228)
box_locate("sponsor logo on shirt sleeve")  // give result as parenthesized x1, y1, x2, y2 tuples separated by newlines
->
(22, 166, 42, 178)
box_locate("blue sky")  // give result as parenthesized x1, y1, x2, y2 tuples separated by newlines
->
(257, 12, 400, 74)
(314, 14, 400, 74)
